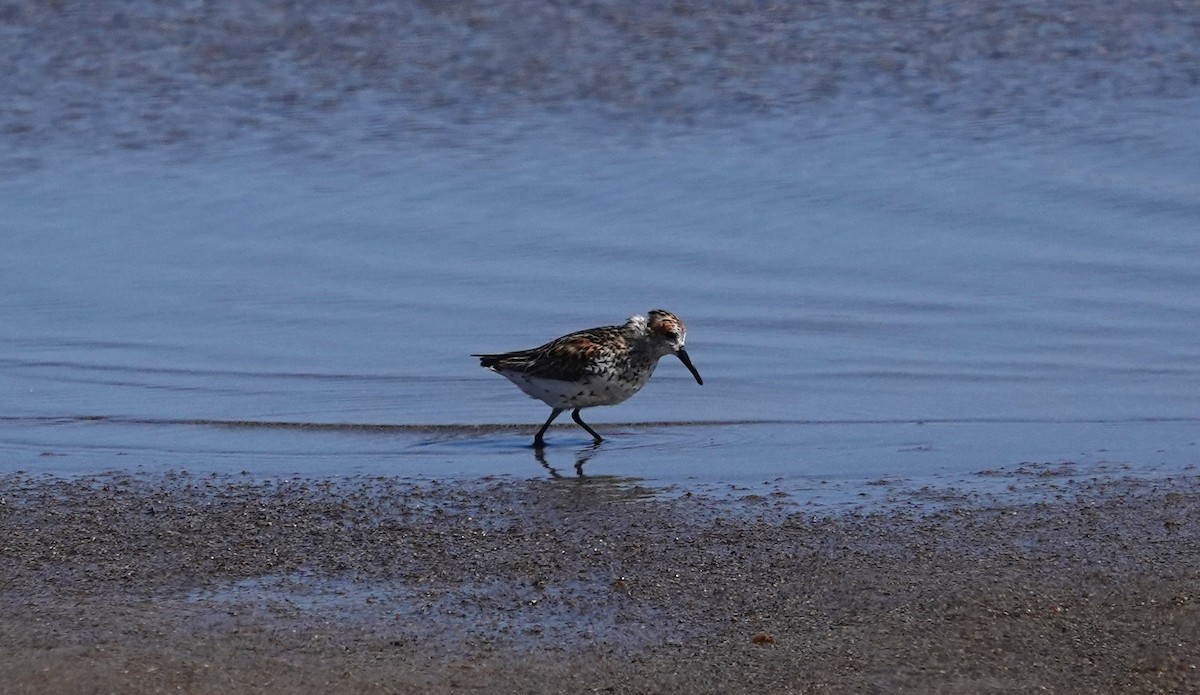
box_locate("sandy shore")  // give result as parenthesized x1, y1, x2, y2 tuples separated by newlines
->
(1, 468, 1197, 694)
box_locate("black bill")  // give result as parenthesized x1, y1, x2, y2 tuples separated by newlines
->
(676, 349, 703, 385)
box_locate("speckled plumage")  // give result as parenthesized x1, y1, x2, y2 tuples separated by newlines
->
(474, 310, 703, 447)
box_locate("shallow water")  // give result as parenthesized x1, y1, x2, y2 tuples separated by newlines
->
(2, 1, 1198, 498)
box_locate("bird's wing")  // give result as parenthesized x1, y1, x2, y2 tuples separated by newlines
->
(474, 326, 624, 381)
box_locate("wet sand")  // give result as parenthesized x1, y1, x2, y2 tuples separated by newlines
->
(2, 468, 1197, 694)
(4, 0, 1198, 161)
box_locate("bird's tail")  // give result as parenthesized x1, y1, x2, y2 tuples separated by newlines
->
(472, 354, 501, 369)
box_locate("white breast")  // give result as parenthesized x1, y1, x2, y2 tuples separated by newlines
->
(499, 371, 652, 409)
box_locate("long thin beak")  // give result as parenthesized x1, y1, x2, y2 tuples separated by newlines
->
(676, 348, 703, 385)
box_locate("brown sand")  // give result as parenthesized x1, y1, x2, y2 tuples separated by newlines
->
(1, 468, 1197, 694)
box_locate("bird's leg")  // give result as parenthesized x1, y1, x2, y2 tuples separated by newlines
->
(571, 408, 604, 444)
(533, 408, 564, 448)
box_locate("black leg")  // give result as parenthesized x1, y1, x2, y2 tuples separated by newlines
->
(533, 408, 564, 448)
(571, 408, 603, 444)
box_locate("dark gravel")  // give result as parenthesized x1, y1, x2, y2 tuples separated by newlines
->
(2, 469, 1197, 693)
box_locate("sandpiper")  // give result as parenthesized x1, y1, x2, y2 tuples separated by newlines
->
(474, 309, 703, 447)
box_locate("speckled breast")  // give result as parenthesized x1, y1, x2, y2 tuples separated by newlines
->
(502, 367, 656, 409)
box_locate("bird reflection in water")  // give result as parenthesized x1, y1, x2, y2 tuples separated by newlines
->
(532, 444, 659, 503)
(534, 441, 602, 478)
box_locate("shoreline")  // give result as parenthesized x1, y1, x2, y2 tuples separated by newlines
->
(2, 469, 1197, 693)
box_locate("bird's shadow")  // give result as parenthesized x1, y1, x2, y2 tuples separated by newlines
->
(534, 442, 603, 479)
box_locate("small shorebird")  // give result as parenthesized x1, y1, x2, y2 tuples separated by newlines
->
(474, 310, 703, 447)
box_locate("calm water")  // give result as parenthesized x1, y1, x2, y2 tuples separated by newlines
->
(2, 2, 1198, 500)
